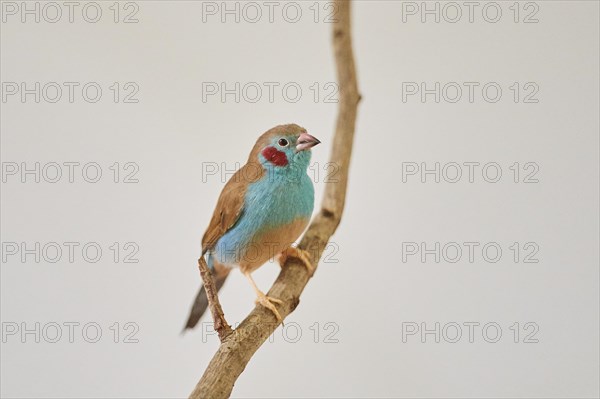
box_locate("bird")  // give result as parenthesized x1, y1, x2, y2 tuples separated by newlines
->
(184, 123, 321, 331)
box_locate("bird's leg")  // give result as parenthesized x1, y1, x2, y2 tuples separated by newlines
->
(278, 247, 315, 276)
(243, 271, 283, 323)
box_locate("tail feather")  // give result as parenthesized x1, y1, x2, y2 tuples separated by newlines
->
(183, 257, 230, 332)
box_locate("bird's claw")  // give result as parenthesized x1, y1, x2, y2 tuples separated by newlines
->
(255, 293, 283, 323)
(278, 247, 315, 276)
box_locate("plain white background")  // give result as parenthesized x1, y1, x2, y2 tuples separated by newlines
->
(1, 1, 599, 397)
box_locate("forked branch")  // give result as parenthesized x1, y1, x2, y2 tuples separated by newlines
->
(190, 1, 360, 396)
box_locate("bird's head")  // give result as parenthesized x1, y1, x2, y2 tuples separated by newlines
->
(249, 124, 320, 174)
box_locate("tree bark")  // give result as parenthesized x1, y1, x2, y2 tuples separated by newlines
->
(189, 1, 360, 397)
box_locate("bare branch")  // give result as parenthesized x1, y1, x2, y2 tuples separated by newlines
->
(197, 256, 233, 341)
(189, 1, 360, 397)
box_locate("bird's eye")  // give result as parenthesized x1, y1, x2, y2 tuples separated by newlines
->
(278, 138, 289, 147)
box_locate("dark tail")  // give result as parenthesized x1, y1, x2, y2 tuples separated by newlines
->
(183, 263, 230, 332)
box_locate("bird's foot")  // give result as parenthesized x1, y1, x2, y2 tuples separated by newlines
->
(254, 291, 283, 323)
(278, 247, 315, 276)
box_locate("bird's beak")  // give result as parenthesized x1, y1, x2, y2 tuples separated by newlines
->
(296, 132, 321, 152)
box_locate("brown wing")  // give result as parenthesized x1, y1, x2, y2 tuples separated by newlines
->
(201, 161, 264, 253)
(201, 124, 305, 253)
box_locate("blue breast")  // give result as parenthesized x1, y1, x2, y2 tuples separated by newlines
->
(212, 169, 314, 266)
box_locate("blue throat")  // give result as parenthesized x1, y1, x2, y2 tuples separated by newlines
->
(211, 150, 314, 267)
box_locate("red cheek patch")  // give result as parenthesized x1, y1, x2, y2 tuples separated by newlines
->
(261, 146, 289, 167)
